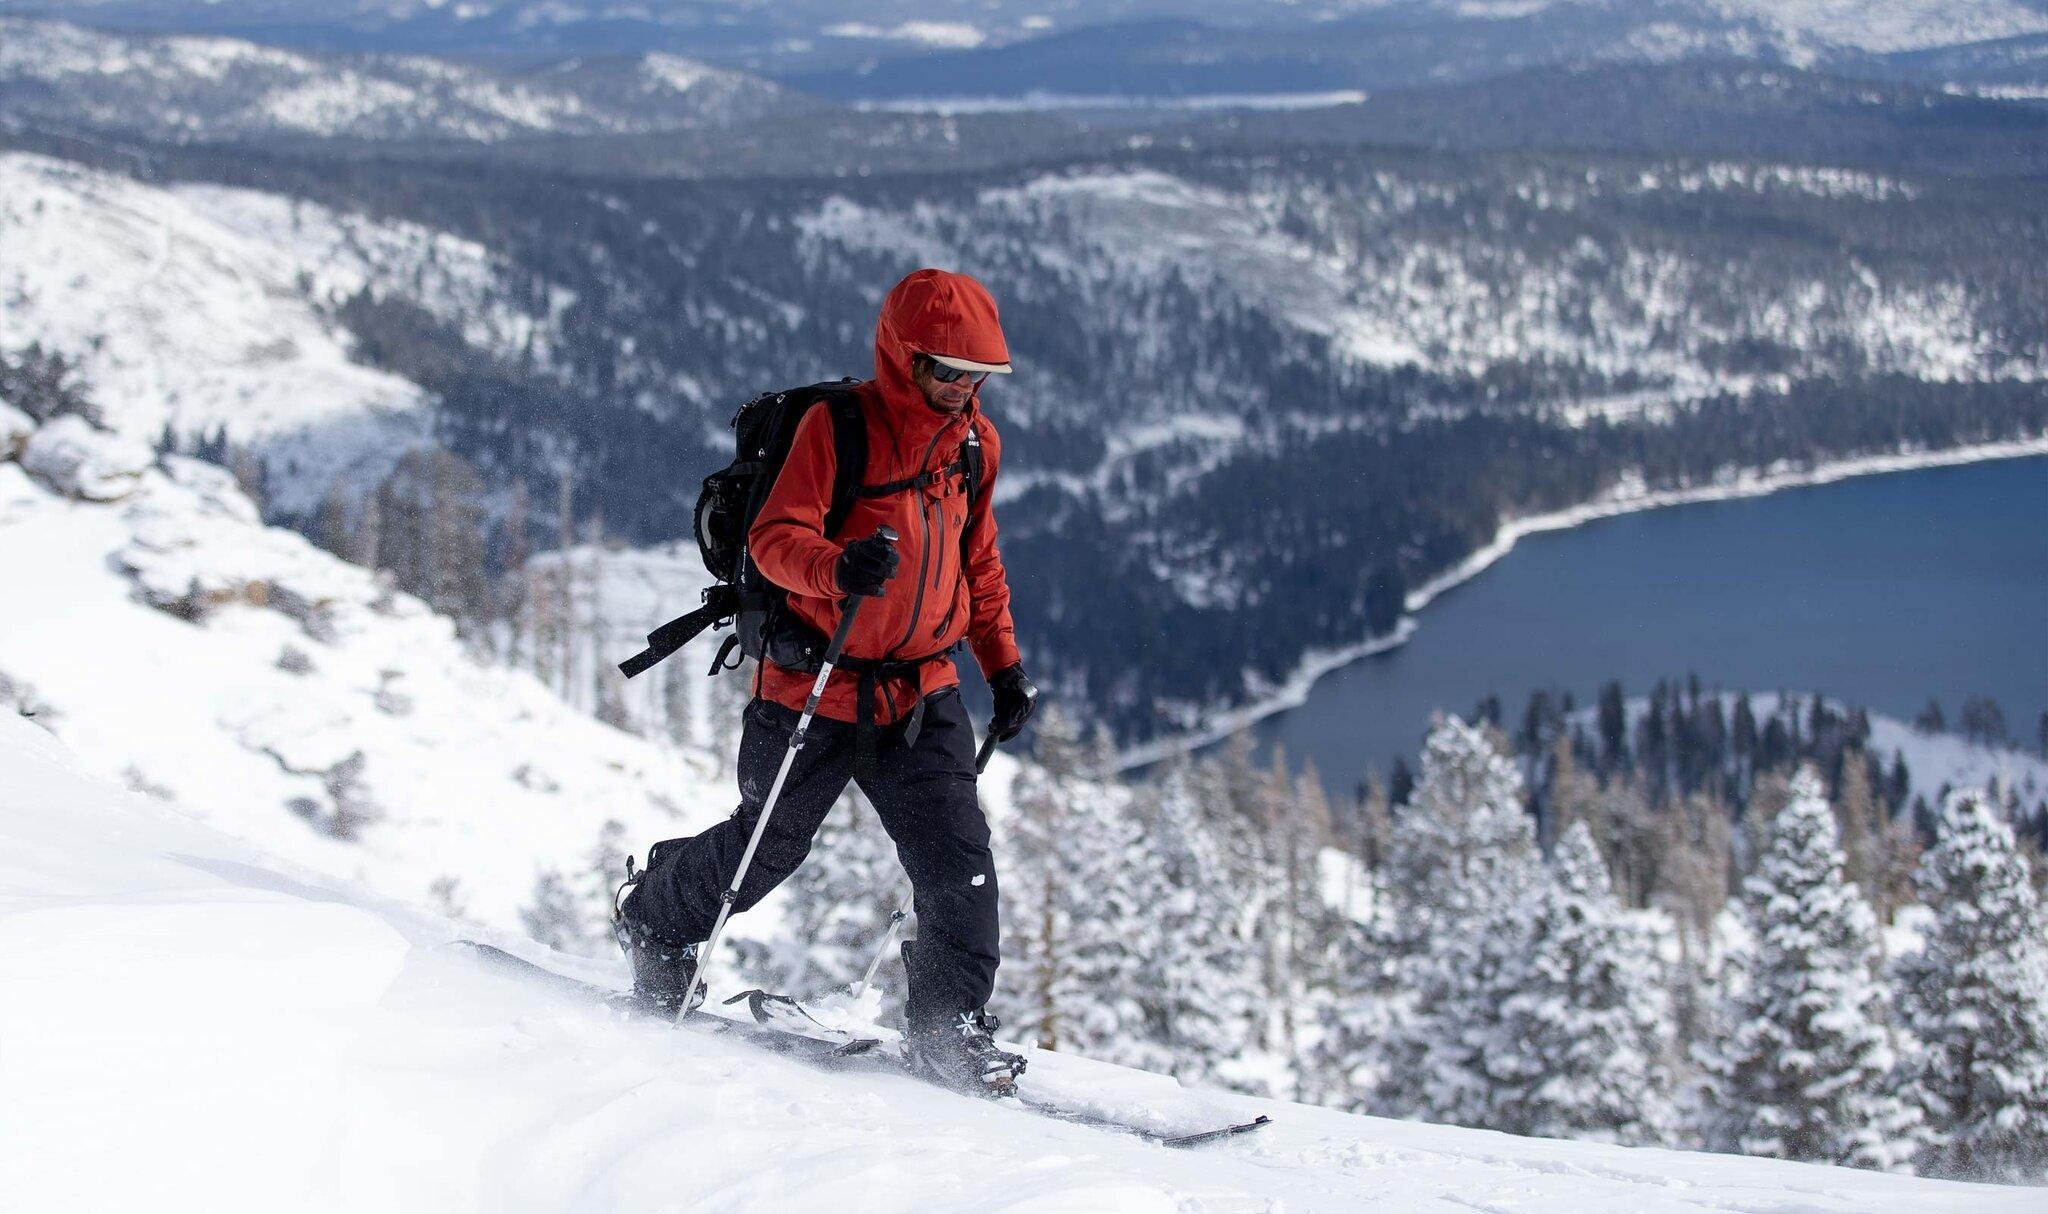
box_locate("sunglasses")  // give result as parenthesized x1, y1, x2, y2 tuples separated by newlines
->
(916, 354, 989, 386)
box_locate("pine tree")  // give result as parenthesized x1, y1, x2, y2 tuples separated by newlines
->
(1541, 731, 1599, 849)
(1353, 771, 1392, 871)
(1369, 715, 1542, 1123)
(1003, 706, 1090, 1050)
(1892, 789, 2048, 1182)
(1311, 891, 1399, 1111)
(373, 448, 491, 628)
(1834, 748, 1915, 931)
(1055, 778, 1157, 1066)
(583, 819, 628, 922)
(1257, 756, 1332, 1095)
(1653, 790, 1732, 954)
(1693, 767, 1919, 1170)
(1124, 761, 1257, 1087)
(1486, 823, 1678, 1144)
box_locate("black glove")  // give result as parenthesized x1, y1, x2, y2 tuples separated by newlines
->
(835, 533, 899, 597)
(988, 664, 1039, 743)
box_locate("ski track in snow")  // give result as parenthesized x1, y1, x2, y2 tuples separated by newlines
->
(2, 711, 2037, 1213)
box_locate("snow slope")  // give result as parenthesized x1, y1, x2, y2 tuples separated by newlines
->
(4, 710, 2037, 1214)
(0, 404, 706, 938)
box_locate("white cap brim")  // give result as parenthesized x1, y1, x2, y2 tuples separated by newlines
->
(930, 353, 1012, 375)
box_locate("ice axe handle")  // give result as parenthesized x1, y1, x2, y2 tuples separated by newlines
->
(976, 732, 997, 774)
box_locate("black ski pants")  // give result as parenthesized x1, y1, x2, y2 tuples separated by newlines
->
(627, 687, 1000, 1033)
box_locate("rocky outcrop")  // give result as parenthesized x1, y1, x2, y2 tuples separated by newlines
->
(19, 415, 153, 502)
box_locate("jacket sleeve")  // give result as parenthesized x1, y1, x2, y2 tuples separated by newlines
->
(964, 419, 1023, 677)
(748, 404, 847, 601)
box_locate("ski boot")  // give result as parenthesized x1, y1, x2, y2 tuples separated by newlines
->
(611, 856, 702, 1019)
(906, 1009, 1027, 1099)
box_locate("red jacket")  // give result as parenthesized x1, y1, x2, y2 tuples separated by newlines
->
(748, 269, 1023, 725)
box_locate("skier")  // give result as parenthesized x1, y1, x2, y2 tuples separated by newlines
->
(613, 268, 1040, 1096)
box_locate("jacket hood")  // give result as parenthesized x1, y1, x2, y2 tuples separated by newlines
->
(873, 268, 1011, 420)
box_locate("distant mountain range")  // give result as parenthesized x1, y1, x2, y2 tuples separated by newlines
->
(0, 17, 805, 143)
(12, 0, 2048, 95)
(7, 16, 2046, 183)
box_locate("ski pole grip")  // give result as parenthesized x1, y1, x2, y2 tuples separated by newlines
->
(849, 524, 900, 598)
(822, 528, 891, 653)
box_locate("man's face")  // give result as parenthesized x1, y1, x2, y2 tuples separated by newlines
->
(911, 355, 984, 415)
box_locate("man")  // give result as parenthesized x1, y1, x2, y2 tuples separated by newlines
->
(613, 268, 1040, 1096)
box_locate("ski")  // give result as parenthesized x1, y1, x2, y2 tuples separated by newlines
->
(452, 941, 892, 1068)
(1016, 1097, 1273, 1149)
(452, 940, 1272, 1149)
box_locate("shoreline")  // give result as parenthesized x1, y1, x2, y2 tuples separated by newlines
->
(1114, 433, 2048, 772)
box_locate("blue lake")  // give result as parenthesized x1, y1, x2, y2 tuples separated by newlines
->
(1251, 456, 2048, 787)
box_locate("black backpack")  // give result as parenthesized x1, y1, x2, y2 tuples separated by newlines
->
(618, 378, 983, 680)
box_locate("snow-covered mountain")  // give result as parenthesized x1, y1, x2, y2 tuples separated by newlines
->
(20, 0, 2048, 97)
(5, 708, 2038, 1213)
(26, 0, 2048, 57)
(0, 17, 801, 143)
(774, 1, 2048, 104)
(805, 160, 2013, 389)
(0, 151, 562, 515)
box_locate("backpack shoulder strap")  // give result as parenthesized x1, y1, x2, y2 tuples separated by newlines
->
(821, 390, 866, 540)
(959, 420, 984, 562)
(962, 420, 984, 512)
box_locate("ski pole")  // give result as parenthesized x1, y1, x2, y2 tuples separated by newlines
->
(852, 881, 915, 1001)
(679, 525, 896, 1021)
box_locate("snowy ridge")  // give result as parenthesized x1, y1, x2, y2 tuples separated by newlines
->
(0, 152, 554, 514)
(0, 17, 792, 143)
(2, 709, 2034, 1212)
(802, 163, 2030, 395)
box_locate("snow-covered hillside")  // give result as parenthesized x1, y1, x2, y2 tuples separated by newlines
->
(801, 160, 2031, 423)
(0, 17, 797, 142)
(0, 151, 553, 514)
(4, 709, 2037, 1214)
(0, 399, 705, 934)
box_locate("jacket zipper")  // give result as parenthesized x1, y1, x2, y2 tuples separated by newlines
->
(889, 420, 956, 658)
(934, 572, 962, 640)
